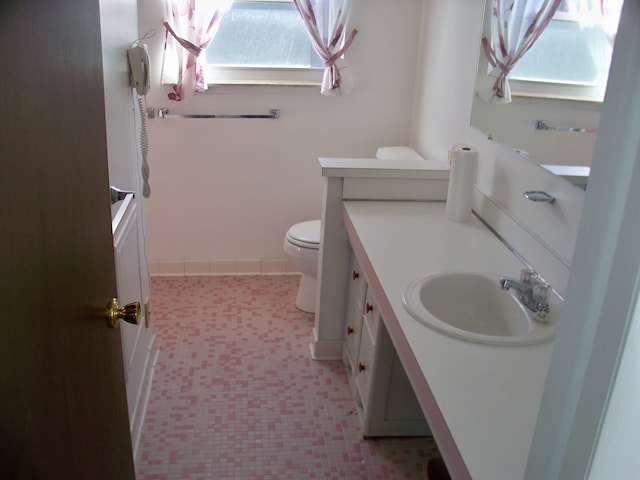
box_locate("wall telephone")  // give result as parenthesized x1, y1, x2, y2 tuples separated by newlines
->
(127, 43, 152, 198)
(127, 44, 150, 96)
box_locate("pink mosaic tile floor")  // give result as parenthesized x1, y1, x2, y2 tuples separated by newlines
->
(136, 275, 440, 479)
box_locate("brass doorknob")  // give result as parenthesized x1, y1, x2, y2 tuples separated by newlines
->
(107, 298, 141, 328)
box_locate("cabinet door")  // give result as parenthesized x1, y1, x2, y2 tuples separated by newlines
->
(385, 350, 430, 424)
(362, 318, 431, 437)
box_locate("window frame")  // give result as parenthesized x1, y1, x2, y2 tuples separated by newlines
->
(204, 0, 324, 87)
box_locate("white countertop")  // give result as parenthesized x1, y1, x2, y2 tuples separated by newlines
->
(319, 157, 449, 179)
(342, 201, 554, 480)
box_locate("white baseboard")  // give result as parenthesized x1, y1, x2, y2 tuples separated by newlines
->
(149, 258, 300, 277)
(309, 327, 343, 360)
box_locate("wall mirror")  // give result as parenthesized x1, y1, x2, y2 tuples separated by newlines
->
(470, 0, 623, 190)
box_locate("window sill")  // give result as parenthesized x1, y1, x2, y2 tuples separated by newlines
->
(510, 79, 605, 103)
(209, 80, 321, 88)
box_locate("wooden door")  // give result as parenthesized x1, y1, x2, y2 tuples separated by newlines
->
(0, 0, 136, 478)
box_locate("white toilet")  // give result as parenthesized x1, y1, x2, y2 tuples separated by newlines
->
(283, 146, 424, 313)
(283, 220, 321, 313)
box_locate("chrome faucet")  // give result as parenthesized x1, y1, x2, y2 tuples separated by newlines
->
(499, 268, 551, 316)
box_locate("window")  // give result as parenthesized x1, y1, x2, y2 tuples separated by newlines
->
(205, 0, 323, 86)
(509, 0, 623, 102)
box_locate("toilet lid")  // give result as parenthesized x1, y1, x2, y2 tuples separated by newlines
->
(286, 220, 321, 249)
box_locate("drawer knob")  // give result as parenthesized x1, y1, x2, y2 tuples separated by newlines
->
(352, 270, 360, 280)
(346, 326, 354, 335)
(358, 362, 366, 373)
(365, 303, 373, 313)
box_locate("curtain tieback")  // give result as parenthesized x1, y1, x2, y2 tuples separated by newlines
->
(481, 38, 512, 98)
(322, 28, 358, 89)
(481, 37, 511, 75)
(163, 20, 203, 57)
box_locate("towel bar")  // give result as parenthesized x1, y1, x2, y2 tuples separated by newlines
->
(148, 108, 280, 120)
(535, 120, 596, 133)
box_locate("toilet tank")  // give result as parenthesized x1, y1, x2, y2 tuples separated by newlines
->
(335, 145, 448, 201)
(375, 146, 425, 161)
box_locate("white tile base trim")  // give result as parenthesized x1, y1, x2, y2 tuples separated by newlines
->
(309, 327, 343, 360)
(149, 259, 299, 277)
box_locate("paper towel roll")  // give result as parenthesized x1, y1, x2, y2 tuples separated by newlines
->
(445, 144, 478, 222)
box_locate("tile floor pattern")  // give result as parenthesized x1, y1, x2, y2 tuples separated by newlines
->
(136, 275, 440, 479)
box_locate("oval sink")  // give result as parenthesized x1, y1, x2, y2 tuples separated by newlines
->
(402, 272, 559, 346)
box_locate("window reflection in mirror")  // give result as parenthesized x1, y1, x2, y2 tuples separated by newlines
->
(510, 0, 622, 101)
(470, 0, 623, 189)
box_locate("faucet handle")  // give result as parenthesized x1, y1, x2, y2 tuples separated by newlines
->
(532, 279, 551, 317)
(520, 268, 536, 284)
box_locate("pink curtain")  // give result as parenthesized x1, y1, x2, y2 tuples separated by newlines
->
(293, 0, 358, 96)
(477, 0, 562, 103)
(162, 0, 234, 102)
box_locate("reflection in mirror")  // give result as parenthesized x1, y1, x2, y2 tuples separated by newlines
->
(470, 0, 623, 190)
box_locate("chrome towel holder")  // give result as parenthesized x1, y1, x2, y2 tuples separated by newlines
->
(535, 120, 596, 134)
(524, 191, 556, 204)
(147, 107, 280, 120)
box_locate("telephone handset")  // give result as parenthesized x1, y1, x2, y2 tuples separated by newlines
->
(127, 44, 150, 96)
(127, 43, 152, 198)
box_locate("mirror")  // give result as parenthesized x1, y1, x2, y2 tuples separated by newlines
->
(470, 0, 622, 190)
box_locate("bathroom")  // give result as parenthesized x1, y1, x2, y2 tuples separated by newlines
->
(136, 0, 639, 479)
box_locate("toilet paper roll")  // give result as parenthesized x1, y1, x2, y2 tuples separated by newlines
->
(445, 144, 478, 222)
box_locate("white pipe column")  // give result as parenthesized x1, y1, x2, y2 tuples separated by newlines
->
(310, 176, 351, 360)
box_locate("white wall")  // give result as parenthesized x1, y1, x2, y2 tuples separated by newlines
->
(137, 0, 424, 274)
(588, 302, 640, 478)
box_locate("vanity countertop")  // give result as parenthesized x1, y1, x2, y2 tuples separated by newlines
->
(342, 200, 554, 480)
(319, 157, 449, 179)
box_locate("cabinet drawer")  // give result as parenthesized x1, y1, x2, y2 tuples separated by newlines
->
(355, 320, 375, 407)
(363, 288, 381, 340)
(344, 295, 364, 366)
(347, 254, 367, 303)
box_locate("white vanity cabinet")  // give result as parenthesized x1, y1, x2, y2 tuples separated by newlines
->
(342, 249, 431, 437)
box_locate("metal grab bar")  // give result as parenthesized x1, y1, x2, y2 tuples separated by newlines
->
(148, 107, 280, 120)
(535, 120, 597, 134)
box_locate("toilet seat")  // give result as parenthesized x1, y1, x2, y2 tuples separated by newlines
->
(286, 220, 321, 250)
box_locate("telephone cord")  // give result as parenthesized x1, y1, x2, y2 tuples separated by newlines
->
(138, 95, 151, 198)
